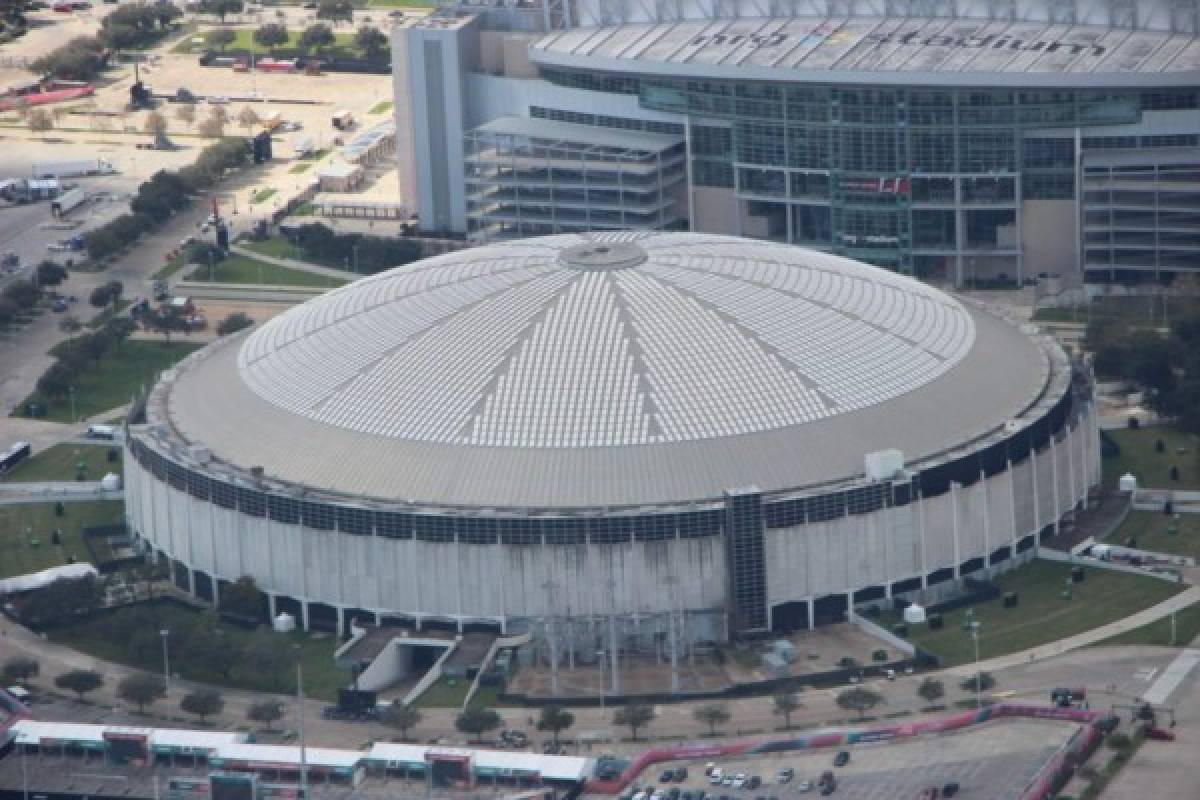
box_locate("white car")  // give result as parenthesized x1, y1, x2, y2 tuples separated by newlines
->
(731, 774, 748, 789)
(708, 774, 722, 786)
(795, 781, 812, 793)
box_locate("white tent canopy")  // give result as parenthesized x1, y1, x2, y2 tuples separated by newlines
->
(0, 563, 97, 595)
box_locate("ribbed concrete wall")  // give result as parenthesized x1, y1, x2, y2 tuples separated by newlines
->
(125, 399, 1098, 634)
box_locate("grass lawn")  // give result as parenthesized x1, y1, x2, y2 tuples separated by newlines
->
(85, 300, 132, 331)
(177, 29, 362, 60)
(51, 603, 345, 701)
(1033, 295, 1198, 327)
(1096, 601, 1200, 648)
(369, 101, 393, 114)
(0, 500, 123, 579)
(1102, 511, 1200, 559)
(0, 443, 122, 484)
(240, 236, 346, 270)
(881, 559, 1184, 667)
(186, 255, 346, 288)
(1103, 425, 1200, 490)
(251, 188, 277, 204)
(16, 341, 201, 424)
(288, 162, 313, 173)
(153, 249, 193, 281)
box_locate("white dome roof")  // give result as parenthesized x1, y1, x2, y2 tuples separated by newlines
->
(238, 232, 975, 450)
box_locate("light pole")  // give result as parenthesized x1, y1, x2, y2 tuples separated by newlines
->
(968, 620, 982, 709)
(352, 244, 359, 275)
(159, 629, 170, 693)
(68, 385, 76, 424)
(295, 645, 307, 798)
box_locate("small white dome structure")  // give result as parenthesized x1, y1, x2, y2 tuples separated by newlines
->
(903, 604, 927, 625)
(272, 612, 296, 633)
(1119, 473, 1138, 492)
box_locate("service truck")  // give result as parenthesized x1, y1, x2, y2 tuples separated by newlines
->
(31, 159, 117, 179)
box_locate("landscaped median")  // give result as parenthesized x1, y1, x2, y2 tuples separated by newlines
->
(880, 559, 1186, 667)
(0, 443, 122, 484)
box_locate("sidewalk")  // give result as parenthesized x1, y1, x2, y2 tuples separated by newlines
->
(945, 585, 1200, 676)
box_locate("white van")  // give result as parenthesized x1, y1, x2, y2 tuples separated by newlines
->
(86, 424, 116, 440)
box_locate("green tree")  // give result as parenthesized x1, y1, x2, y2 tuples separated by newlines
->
(772, 690, 802, 730)
(835, 686, 882, 720)
(183, 624, 242, 680)
(536, 705, 575, 744)
(248, 699, 286, 731)
(380, 701, 422, 740)
(916, 677, 945, 708)
(35, 261, 68, 286)
(118, 672, 166, 713)
(253, 22, 289, 54)
(316, 0, 353, 26)
(242, 630, 291, 689)
(353, 25, 387, 59)
(959, 672, 996, 693)
(205, 27, 237, 51)
(203, 0, 244, 22)
(19, 575, 102, 628)
(300, 23, 334, 55)
(455, 707, 503, 743)
(613, 703, 655, 741)
(54, 669, 104, 701)
(218, 575, 263, 621)
(30, 36, 107, 81)
(693, 703, 731, 736)
(3, 278, 41, 309)
(2, 657, 39, 686)
(217, 311, 254, 336)
(181, 688, 224, 722)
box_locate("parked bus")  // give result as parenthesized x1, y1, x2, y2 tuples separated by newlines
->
(0, 441, 32, 473)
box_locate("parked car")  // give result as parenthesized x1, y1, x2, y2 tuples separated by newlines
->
(941, 783, 959, 798)
(746, 776, 761, 790)
(51, 299, 68, 312)
(731, 774, 747, 789)
(1145, 727, 1176, 741)
(795, 781, 812, 794)
(833, 751, 850, 767)
(775, 768, 794, 784)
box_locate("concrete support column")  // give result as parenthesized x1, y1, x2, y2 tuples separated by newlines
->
(1031, 444, 1041, 543)
(211, 577, 219, 609)
(300, 601, 310, 631)
(1066, 423, 1079, 511)
(1050, 435, 1062, 534)
(1007, 457, 1019, 547)
(980, 468, 992, 558)
(806, 597, 815, 630)
(950, 482, 962, 578)
(374, 611, 382, 626)
(845, 591, 855, 622)
(267, 593, 277, 620)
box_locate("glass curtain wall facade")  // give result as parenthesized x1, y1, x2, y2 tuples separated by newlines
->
(540, 68, 1191, 281)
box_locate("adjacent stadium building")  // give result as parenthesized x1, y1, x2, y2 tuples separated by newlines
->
(125, 232, 1099, 644)
(390, 0, 1200, 285)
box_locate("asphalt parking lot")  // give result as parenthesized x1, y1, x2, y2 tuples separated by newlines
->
(633, 719, 1076, 800)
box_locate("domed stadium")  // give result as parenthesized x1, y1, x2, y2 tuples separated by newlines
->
(125, 232, 1099, 641)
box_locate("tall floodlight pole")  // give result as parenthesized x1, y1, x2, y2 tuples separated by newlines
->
(543, 578, 560, 696)
(295, 645, 308, 798)
(159, 629, 170, 693)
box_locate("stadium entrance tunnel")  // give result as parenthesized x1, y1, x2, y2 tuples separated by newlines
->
(771, 600, 811, 632)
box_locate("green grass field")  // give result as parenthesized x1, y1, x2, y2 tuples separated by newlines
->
(1102, 511, 1200, 559)
(186, 255, 347, 288)
(240, 236, 307, 261)
(881, 559, 1184, 666)
(175, 28, 361, 60)
(368, 101, 393, 114)
(288, 162, 313, 173)
(1096, 602, 1200, 648)
(412, 676, 502, 709)
(0, 500, 123, 579)
(1103, 426, 1200, 490)
(1, 443, 122, 484)
(86, 300, 132, 331)
(51, 603, 345, 701)
(251, 188, 277, 204)
(16, 341, 201, 423)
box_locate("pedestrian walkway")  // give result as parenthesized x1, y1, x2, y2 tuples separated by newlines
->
(946, 586, 1200, 676)
(228, 244, 353, 281)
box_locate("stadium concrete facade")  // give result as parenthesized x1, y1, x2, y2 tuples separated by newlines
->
(391, 0, 1200, 285)
(125, 233, 1099, 643)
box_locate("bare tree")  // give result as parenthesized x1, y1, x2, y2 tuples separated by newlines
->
(27, 108, 53, 131)
(174, 103, 196, 128)
(237, 105, 260, 133)
(197, 108, 227, 138)
(143, 111, 167, 135)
